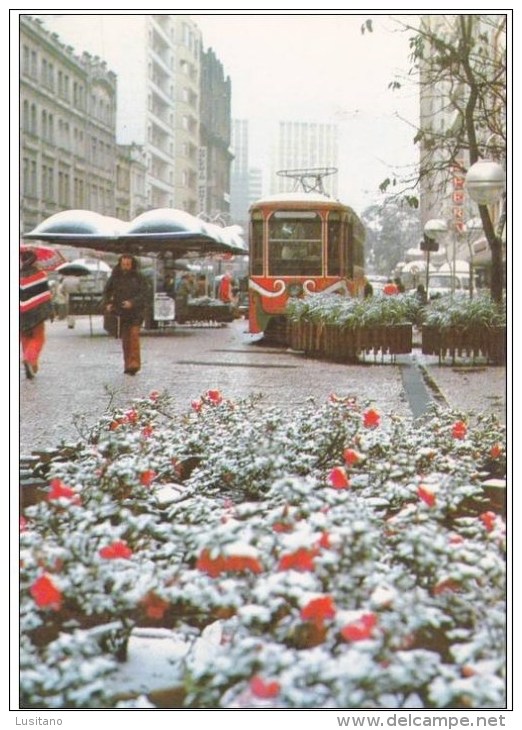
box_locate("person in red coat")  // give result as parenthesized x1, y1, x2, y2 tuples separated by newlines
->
(20, 249, 53, 379)
(218, 270, 234, 303)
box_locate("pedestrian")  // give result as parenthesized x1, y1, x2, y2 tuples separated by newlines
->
(383, 279, 399, 295)
(415, 283, 428, 305)
(61, 274, 80, 328)
(363, 279, 374, 298)
(394, 276, 405, 293)
(218, 270, 235, 304)
(51, 277, 67, 320)
(102, 254, 148, 375)
(20, 249, 54, 379)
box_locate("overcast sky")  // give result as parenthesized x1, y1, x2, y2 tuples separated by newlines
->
(192, 12, 420, 212)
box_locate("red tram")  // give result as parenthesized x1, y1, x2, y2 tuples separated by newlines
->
(248, 177, 366, 337)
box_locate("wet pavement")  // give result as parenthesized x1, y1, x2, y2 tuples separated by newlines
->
(19, 315, 507, 455)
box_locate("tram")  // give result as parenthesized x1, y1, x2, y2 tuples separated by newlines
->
(248, 168, 366, 338)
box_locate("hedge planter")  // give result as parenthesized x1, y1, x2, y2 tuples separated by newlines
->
(289, 321, 412, 362)
(422, 325, 506, 364)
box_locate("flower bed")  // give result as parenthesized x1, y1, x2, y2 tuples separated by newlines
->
(20, 390, 506, 709)
(421, 294, 506, 364)
(286, 293, 418, 361)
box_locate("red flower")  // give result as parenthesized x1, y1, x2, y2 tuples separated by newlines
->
(452, 420, 468, 439)
(328, 466, 350, 489)
(110, 418, 124, 430)
(47, 478, 81, 505)
(383, 283, 399, 295)
(140, 469, 156, 487)
(196, 549, 263, 577)
(20, 515, 28, 532)
(206, 389, 223, 404)
(489, 443, 503, 459)
(417, 485, 436, 508)
(141, 591, 170, 620)
(479, 511, 496, 532)
(317, 531, 331, 549)
(191, 399, 202, 412)
(149, 390, 160, 401)
(278, 547, 316, 572)
(141, 425, 154, 438)
(343, 448, 361, 466)
(250, 676, 281, 699)
(363, 409, 380, 428)
(30, 573, 62, 611)
(300, 595, 336, 627)
(99, 540, 133, 560)
(341, 613, 377, 642)
(273, 521, 293, 533)
(124, 409, 138, 424)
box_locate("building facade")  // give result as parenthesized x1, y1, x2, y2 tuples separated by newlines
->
(418, 15, 507, 271)
(115, 144, 148, 221)
(36, 14, 211, 214)
(199, 47, 233, 219)
(271, 121, 339, 198)
(230, 119, 251, 229)
(20, 15, 118, 232)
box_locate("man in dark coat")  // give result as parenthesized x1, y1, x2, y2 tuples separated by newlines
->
(102, 254, 148, 375)
(20, 249, 53, 379)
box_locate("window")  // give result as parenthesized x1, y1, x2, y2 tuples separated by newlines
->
(267, 211, 322, 276)
(327, 213, 343, 276)
(22, 100, 29, 132)
(250, 213, 264, 275)
(23, 46, 30, 74)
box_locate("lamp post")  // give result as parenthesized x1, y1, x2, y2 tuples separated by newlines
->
(465, 158, 506, 303)
(464, 217, 483, 298)
(422, 219, 448, 297)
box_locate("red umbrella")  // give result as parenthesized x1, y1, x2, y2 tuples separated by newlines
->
(20, 244, 66, 272)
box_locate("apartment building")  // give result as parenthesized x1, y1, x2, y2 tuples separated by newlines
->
(271, 121, 339, 199)
(36, 15, 207, 214)
(20, 15, 118, 232)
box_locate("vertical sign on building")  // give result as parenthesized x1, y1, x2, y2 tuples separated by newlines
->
(198, 146, 207, 214)
(451, 161, 466, 233)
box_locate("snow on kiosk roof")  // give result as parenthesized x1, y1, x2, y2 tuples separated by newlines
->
(24, 208, 247, 257)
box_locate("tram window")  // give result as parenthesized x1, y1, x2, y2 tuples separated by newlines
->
(327, 215, 342, 276)
(250, 215, 264, 275)
(267, 212, 322, 276)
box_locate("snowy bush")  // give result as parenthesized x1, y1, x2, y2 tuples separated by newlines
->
(19, 389, 506, 709)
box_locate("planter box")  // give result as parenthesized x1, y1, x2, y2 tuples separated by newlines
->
(422, 325, 506, 364)
(176, 302, 234, 325)
(288, 321, 412, 362)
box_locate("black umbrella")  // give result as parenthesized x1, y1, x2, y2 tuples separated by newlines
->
(56, 262, 92, 277)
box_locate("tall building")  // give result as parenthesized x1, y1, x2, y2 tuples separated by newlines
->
(199, 47, 232, 218)
(115, 144, 148, 221)
(20, 15, 118, 232)
(37, 14, 204, 213)
(230, 119, 251, 228)
(248, 167, 263, 208)
(271, 121, 339, 198)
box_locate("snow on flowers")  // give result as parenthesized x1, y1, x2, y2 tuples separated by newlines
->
(19, 390, 506, 710)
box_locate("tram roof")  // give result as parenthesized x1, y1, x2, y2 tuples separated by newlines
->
(249, 191, 355, 212)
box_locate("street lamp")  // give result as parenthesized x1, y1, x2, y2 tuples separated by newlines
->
(422, 219, 448, 296)
(465, 158, 506, 303)
(465, 159, 505, 206)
